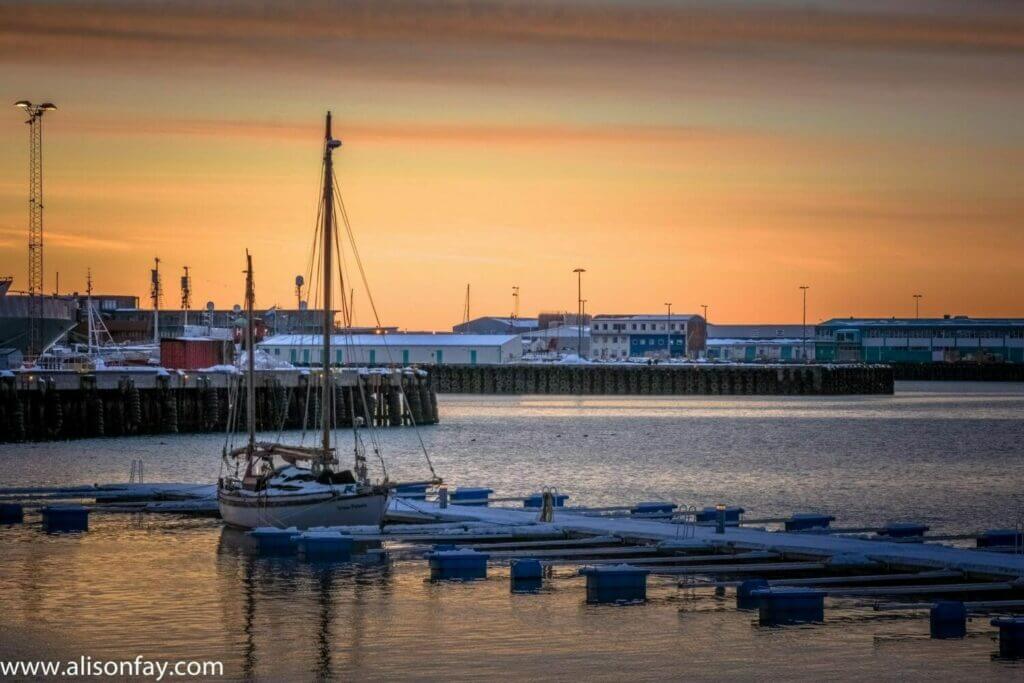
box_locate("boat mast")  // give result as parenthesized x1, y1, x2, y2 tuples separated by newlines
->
(245, 251, 256, 457)
(321, 111, 340, 464)
(86, 268, 94, 356)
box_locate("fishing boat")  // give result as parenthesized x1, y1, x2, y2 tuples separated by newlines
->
(218, 112, 433, 529)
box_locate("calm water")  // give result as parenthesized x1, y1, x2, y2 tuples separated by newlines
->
(1, 382, 1023, 680)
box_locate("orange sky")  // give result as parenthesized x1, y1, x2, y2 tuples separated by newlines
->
(1, 0, 1022, 328)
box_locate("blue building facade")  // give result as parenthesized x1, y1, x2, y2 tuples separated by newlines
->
(590, 314, 706, 360)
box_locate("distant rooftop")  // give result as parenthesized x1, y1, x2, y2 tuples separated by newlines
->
(819, 317, 1024, 328)
(520, 324, 588, 338)
(593, 313, 700, 320)
(261, 333, 519, 347)
(455, 316, 538, 328)
(483, 317, 538, 328)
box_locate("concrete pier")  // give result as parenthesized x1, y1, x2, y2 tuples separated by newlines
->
(0, 368, 438, 443)
(432, 363, 893, 396)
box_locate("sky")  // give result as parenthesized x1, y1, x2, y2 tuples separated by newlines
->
(1, 0, 1022, 328)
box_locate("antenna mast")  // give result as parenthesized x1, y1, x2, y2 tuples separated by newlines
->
(150, 257, 161, 344)
(181, 266, 191, 328)
(14, 100, 57, 359)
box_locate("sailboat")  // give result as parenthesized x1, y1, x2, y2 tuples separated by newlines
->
(218, 113, 407, 530)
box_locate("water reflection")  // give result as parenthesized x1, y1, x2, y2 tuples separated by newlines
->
(215, 527, 391, 679)
(3, 388, 1024, 679)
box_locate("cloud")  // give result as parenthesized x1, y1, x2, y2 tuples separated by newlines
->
(0, 226, 130, 251)
(1, 1, 1021, 72)
(61, 114, 775, 148)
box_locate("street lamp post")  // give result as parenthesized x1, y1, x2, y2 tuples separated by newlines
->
(665, 302, 673, 358)
(701, 304, 708, 322)
(573, 268, 586, 359)
(913, 293, 922, 319)
(799, 285, 810, 361)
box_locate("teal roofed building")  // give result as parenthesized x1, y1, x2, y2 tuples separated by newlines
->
(815, 317, 1024, 363)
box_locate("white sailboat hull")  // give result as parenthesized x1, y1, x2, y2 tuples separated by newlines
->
(218, 489, 389, 530)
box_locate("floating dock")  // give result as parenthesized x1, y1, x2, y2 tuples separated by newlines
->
(387, 501, 1024, 581)
(5, 483, 1024, 664)
(6, 481, 1022, 586)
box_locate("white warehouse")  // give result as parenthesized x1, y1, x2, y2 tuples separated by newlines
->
(258, 334, 522, 366)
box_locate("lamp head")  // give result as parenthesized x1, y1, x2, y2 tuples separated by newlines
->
(14, 100, 31, 109)
(40, 103, 57, 111)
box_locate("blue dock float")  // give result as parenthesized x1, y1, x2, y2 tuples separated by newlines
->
(296, 531, 353, 561)
(751, 587, 825, 625)
(930, 601, 967, 639)
(631, 502, 678, 519)
(249, 527, 300, 554)
(785, 513, 835, 532)
(450, 487, 493, 507)
(695, 506, 744, 524)
(427, 548, 490, 580)
(41, 505, 89, 533)
(992, 617, 1024, 658)
(0, 503, 24, 524)
(394, 483, 429, 501)
(977, 529, 1024, 548)
(579, 564, 649, 604)
(736, 578, 770, 610)
(878, 522, 929, 539)
(523, 493, 569, 509)
(510, 558, 544, 593)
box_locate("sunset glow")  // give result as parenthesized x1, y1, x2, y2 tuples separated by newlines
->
(1, 1, 1022, 328)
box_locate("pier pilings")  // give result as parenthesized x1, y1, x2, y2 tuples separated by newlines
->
(0, 368, 438, 443)
(431, 363, 893, 397)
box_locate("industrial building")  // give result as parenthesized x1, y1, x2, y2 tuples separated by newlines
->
(520, 324, 590, 357)
(706, 324, 814, 362)
(258, 333, 523, 366)
(453, 316, 539, 335)
(815, 317, 1024, 363)
(589, 314, 706, 360)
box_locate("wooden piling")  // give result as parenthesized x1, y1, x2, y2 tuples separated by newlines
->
(0, 368, 439, 443)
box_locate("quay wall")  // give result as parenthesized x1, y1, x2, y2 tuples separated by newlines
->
(0, 369, 438, 444)
(431, 363, 893, 396)
(890, 362, 1024, 382)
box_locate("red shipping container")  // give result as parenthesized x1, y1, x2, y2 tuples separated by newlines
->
(160, 338, 234, 370)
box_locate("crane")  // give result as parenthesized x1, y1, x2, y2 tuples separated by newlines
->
(14, 99, 57, 359)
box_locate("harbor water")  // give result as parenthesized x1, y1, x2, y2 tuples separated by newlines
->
(1, 382, 1023, 679)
